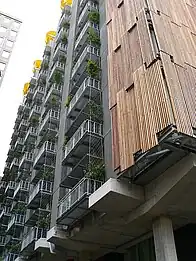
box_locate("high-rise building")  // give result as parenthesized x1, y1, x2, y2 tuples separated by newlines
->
(0, 11, 21, 87)
(1, 0, 196, 261)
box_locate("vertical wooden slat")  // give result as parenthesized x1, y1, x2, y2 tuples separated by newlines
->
(123, 0, 137, 31)
(111, 105, 120, 170)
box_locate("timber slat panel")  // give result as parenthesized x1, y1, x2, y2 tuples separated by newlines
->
(124, 0, 137, 30)
(111, 106, 120, 170)
(137, 9, 157, 66)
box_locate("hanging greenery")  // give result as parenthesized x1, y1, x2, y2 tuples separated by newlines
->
(42, 170, 54, 181)
(36, 215, 50, 229)
(42, 62, 49, 70)
(86, 60, 100, 78)
(88, 101, 103, 120)
(30, 116, 39, 127)
(53, 71, 63, 84)
(88, 28, 100, 46)
(63, 136, 69, 149)
(84, 161, 105, 181)
(64, 95, 73, 107)
(61, 33, 68, 44)
(59, 55, 67, 63)
(88, 11, 100, 24)
(62, 21, 70, 29)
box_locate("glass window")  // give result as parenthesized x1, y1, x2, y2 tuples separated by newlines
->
(0, 27, 7, 33)
(0, 62, 6, 71)
(2, 51, 10, 59)
(6, 40, 13, 48)
(10, 30, 17, 37)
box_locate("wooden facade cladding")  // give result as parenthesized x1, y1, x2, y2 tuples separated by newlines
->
(106, 0, 196, 172)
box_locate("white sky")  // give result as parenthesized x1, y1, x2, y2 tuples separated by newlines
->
(0, 0, 61, 175)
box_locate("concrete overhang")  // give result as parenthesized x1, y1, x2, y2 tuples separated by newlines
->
(89, 178, 144, 213)
(35, 238, 50, 253)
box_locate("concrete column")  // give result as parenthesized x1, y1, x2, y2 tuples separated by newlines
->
(153, 216, 178, 261)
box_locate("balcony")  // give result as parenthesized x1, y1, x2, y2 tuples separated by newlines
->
(3, 162, 11, 175)
(7, 214, 25, 234)
(77, 1, 98, 30)
(3, 253, 18, 261)
(44, 84, 62, 106)
(21, 227, 47, 254)
(18, 119, 28, 131)
(7, 145, 15, 157)
(0, 236, 6, 247)
(75, 21, 99, 52)
(23, 103, 31, 114)
(31, 165, 55, 183)
(24, 127, 37, 144)
(67, 77, 101, 119)
(33, 86, 45, 100)
(37, 70, 47, 81)
(48, 61, 65, 82)
(26, 87, 34, 100)
(57, 178, 102, 225)
(19, 152, 33, 170)
(14, 137, 24, 150)
(11, 200, 27, 213)
(58, 11, 71, 29)
(71, 45, 100, 84)
(13, 181, 30, 200)
(27, 180, 53, 209)
(63, 120, 103, 166)
(56, 27, 69, 45)
(39, 109, 60, 136)
(10, 158, 20, 173)
(28, 105, 41, 121)
(5, 181, 17, 197)
(0, 206, 11, 225)
(33, 141, 56, 169)
(0, 181, 7, 194)
(25, 208, 50, 227)
(53, 43, 67, 61)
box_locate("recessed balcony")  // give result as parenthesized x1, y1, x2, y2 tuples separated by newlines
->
(30, 165, 55, 183)
(19, 152, 33, 170)
(75, 21, 99, 52)
(10, 158, 20, 173)
(24, 127, 37, 144)
(28, 105, 41, 121)
(14, 137, 24, 151)
(33, 141, 56, 169)
(6, 214, 25, 234)
(27, 180, 53, 209)
(23, 103, 31, 114)
(13, 181, 30, 200)
(56, 27, 69, 45)
(39, 110, 60, 137)
(33, 86, 45, 100)
(57, 178, 103, 225)
(37, 70, 48, 82)
(53, 43, 67, 61)
(10, 200, 27, 213)
(25, 208, 50, 227)
(0, 236, 6, 247)
(18, 119, 28, 132)
(67, 77, 101, 119)
(0, 206, 11, 225)
(71, 45, 100, 85)
(5, 181, 17, 198)
(62, 120, 103, 166)
(48, 61, 65, 82)
(44, 84, 62, 106)
(77, 1, 98, 31)
(3, 162, 11, 175)
(7, 145, 15, 157)
(3, 253, 18, 261)
(0, 181, 7, 194)
(21, 227, 47, 254)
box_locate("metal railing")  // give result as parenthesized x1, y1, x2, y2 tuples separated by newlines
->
(64, 120, 103, 159)
(72, 45, 100, 78)
(0, 206, 11, 219)
(45, 84, 62, 104)
(39, 109, 60, 133)
(53, 43, 67, 59)
(68, 77, 100, 114)
(0, 236, 6, 246)
(58, 178, 102, 218)
(24, 127, 37, 142)
(78, 1, 98, 26)
(7, 214, 25, 231)
(0, 181, 7, 189)
(6, 181, 17, 191)
(21, 227, 47, 251)
(34, 141, 56, 165)
(3, 253, 18, 261)
(28, 180, 53, 204)
(10, 158, 20, 169)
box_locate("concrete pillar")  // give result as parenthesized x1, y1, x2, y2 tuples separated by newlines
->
(153, 216, 178, 261)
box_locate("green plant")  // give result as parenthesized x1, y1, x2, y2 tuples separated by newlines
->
(9, 243, 21, 253)
(42, 170, 53, 181)
(85, 161, 105, 181)
(36, 215, 50, 229)
(30, 116, 39, 127)
(59, 55, 66, 63)
(88, 101, 103, 119)
(65, 10, 71, 16)
(61, 33, 68, 44)
(42, 62, 49, 70)
(63, 136, 69, 149)
(86, 60, 100, 78)
(53, 71, 63, 84)
(62, 21, 70, 29)
(88, 11, 100, 24)
(64, 95, 72, 107)
(50, 95, 59, 108)
(88, 28, 100, 46)
(16, 203, 26, 214)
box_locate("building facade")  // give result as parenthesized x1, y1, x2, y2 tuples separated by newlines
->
(1, 0, 196, 261)
(0, 11, 21, 87)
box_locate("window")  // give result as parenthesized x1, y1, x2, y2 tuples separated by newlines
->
(0, 26, 7, 33)
(10, 30, 17, 37)
(6, 40, 13, 48)
(0, 62, 6, 71)
(2, 51, 10, 59)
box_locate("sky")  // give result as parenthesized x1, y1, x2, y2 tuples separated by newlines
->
(0, 0, 61, 175)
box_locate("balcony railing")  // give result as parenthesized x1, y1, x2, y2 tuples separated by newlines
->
(21, 227, 47, 252)
(13, 181, 30, 198)
(3, 253, 18, 261)
(0, 181, 7, 191)
(19, 152, 33, 168)
(10, 158, 20, 170)
(77, 1, 98, 28)
(7, 214, 25, 231)
(15, 137, 24, 148)
(5, 181, 17, 195)
(49, 61, 65, 82)
(58, 178, 102, 223)
(53, 43, 67, 61)
(19, 119, 28, 129)
(64, 120, 103, 160)
(33, 141, 56, 167)
(71, 45, 100, 79)
(0, 206, 11, 219)
(33, 86, 45, 100)
(24, 127, 37, 143)
(44, 84, 62, 105)
(28, 180, 53, 205)
(0, 236, 6, 246)
(29, 105, 41, 119)
(39, 110, 60, 134)
(68, 77, 100, 116)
